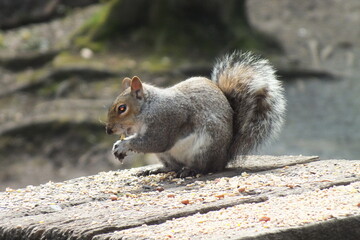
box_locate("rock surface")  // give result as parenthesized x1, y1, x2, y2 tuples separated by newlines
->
(0, 156, 359, 240)
(247, 0, 360, 74)
(0, 0, 99, 30)
(247, 0, 360, 160)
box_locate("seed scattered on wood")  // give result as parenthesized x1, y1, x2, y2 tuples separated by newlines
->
(259, 216, 271, 222)
(110, 195, 118, 201)
(181, 200, 190, 205)
(156, 187, 164, 192)
(241, 172, 249, 177)
(120, 134, 126, 140)
(215, 194, 225, 199)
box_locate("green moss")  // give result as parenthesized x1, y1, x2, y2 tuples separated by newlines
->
(15, 71, 32, 84)
(73, 0, 275, 57)
(139, 55, 175, 73)
(53, 51, 139, 72)
(37, 81, 61, 97)
(52, 51, 88, 67)
(14, 64, 68, 97)
(74, 36, 106, 52)
(0, 32, 4, 48)
(74, 0, 124, 51)
(15, 68, 48, 85)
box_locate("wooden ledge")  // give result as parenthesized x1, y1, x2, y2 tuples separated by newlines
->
(0, 156, 359, 240)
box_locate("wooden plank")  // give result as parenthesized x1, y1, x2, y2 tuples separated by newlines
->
(0, 157, 359, 240)
(237, 155, 320, 172)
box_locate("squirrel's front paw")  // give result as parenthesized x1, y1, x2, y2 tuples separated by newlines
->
(112, 140, 129, 163)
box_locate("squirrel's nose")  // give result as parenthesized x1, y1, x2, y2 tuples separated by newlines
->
(106, 126, 113, 135)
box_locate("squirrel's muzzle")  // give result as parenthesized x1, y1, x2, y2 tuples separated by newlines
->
(105, 125, 114, 135)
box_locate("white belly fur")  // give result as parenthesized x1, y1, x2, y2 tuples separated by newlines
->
(168, 131, 211, 166)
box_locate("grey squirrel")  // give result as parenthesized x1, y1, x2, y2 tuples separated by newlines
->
(106, 51, 286, 177)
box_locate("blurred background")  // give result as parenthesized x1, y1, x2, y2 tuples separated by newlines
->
(0, 0, 359, 190)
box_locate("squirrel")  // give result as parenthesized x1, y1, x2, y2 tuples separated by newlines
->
(105, 51, 286, 178)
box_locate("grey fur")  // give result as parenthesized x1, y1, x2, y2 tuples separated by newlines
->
(112, 51, 285, 175)
(123, 77, 233, 174)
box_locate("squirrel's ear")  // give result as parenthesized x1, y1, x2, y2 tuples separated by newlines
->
(131, 76, 144, 99)
(121, 77, 131, 91)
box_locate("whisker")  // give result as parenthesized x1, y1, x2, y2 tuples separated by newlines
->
(98, 118, 107, 125)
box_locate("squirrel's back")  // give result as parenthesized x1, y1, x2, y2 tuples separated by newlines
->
(211, 51, 286, 159)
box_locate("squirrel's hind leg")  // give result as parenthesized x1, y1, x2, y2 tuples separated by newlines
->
(137, 153, 184, 176)
(136, 167, 173, 177)
(175, 167, 199, 178)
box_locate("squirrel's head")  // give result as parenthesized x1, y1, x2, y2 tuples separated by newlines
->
(106, 76, 144, 136)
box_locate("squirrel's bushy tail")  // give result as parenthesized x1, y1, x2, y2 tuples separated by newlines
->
(211, 51, 286, 159)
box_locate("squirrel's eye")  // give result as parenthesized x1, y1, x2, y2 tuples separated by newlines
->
(117, 104, 127, 114)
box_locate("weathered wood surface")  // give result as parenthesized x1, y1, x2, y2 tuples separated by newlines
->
(0, 155, 359, 240)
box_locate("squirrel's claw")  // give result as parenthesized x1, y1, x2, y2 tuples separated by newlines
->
(176, 167, 199, 178)
(113, 152, 127, 163)
(112, 140, 129, 163)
